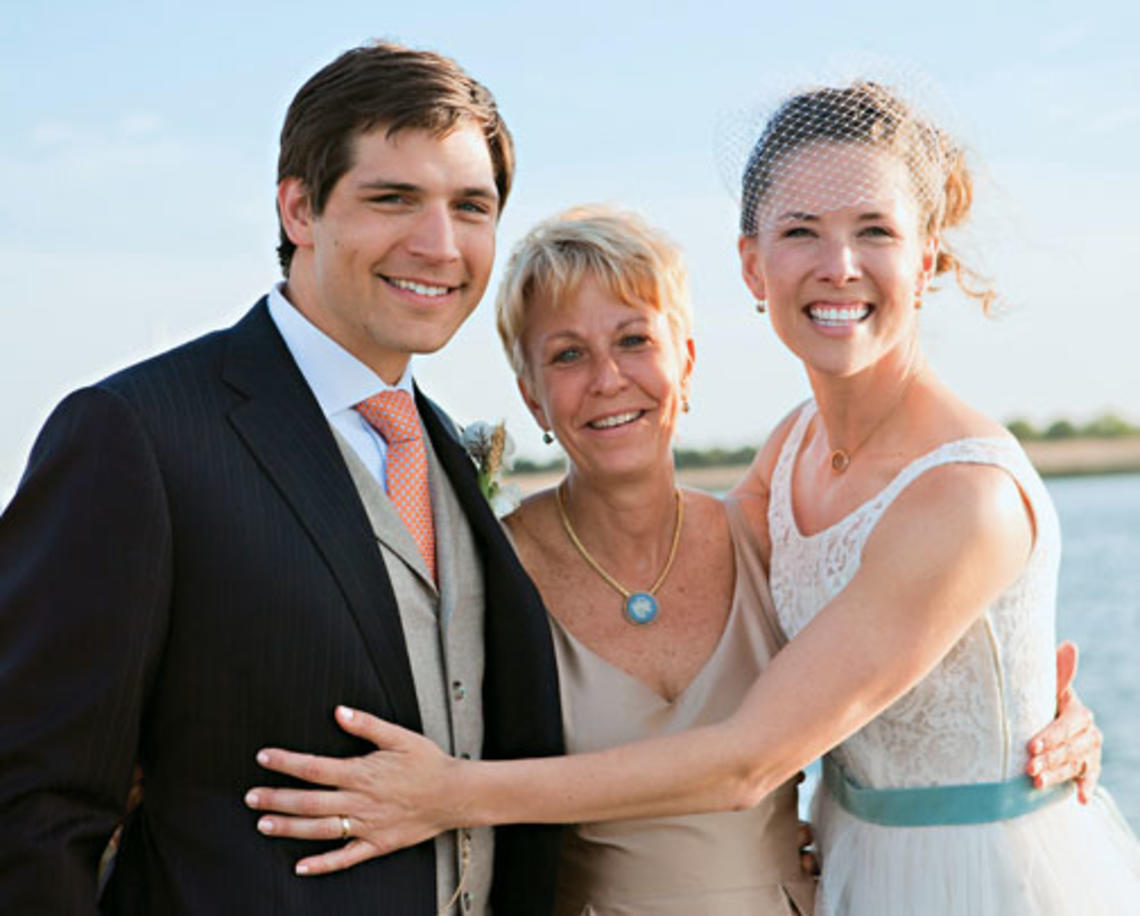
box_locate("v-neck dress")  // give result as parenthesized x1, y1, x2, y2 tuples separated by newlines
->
(547, 498, 815, 915)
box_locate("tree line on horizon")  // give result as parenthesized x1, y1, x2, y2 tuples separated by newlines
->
(508, 412, 1140, 475)
(1004, 413, 1140, 442)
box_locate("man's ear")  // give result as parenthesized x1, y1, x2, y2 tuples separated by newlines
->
(738, 235, 767, 301)
(517, 375, 550, 434)
(277, 177, 315, 249)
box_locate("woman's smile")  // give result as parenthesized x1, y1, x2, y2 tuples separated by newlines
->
(585, 408, 648, 431)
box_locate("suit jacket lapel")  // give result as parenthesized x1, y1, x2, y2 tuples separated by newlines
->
(416, 390, 565, 758)
(220, 301, 422, 730)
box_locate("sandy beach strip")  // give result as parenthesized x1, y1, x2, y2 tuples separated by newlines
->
(506, 437, 1140, 495)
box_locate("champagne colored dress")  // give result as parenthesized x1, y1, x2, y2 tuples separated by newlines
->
(768, 402, 1140, 915)
(548, 498, 815, 915)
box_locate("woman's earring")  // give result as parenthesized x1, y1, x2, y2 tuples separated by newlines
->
(755, 300, 767, 314)
(542, 430, 554, 445)
(681, 397, 691, 414)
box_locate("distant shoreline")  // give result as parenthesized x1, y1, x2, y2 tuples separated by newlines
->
(506, 437, 1140, 495)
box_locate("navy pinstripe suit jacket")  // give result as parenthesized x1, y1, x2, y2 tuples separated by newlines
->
(0, 300, 563, 914)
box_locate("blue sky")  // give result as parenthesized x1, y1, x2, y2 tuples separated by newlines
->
(3, 0, 1138, 497)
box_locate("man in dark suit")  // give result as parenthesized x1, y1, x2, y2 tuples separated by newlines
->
(0, 41, 562, 914)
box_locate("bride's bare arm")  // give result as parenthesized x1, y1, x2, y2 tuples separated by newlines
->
(247, 463, 1035, 873)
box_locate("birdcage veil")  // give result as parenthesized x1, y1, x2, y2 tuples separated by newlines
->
(715, 57, 967, 237)
(714, 57, 999, 311)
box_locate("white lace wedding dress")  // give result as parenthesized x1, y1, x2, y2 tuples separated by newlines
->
(768, 402, 1140, 915)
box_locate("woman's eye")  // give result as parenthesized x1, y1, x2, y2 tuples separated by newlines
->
(781, 226, 815, 238)
(619, 334, 650, 348)
(859, 224, 895, 238)
(551, 347, 581, 364)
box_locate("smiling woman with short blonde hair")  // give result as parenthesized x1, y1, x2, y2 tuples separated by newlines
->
(495, 206, 693, 382)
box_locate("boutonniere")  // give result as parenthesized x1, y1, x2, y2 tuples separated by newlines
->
(460, 420, 521, 518)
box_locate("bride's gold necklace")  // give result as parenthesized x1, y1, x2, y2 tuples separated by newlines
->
(555, 484, 683, 626)
(826, 372, 920, 473)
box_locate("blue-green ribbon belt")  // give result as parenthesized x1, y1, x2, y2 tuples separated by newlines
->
(822, 755, 1072, 827)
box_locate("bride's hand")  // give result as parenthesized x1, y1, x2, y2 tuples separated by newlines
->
(245, 706, 467, 875)
(1025, 641, 1102, 803)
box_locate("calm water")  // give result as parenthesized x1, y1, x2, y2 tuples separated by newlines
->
(799, 472, 1140, 831)
(1051, 472, 1140, 830)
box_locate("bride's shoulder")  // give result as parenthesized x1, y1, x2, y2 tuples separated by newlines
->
(730, 401, 810, 502)
(919, 386, 1016, 444)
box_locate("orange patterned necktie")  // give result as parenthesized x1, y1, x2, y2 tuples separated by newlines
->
(354, 390, 436, 581)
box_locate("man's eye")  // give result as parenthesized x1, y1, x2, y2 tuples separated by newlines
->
(781, 226, 815, 238)
(369, 193, 407, 205)
(457, 200, 492, 216)
(860, 225, 895, 238)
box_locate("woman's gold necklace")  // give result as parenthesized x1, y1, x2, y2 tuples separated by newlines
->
(555, 485, 683, 626)
(827, 372, 921, 473)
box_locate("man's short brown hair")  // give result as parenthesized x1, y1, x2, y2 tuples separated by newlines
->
(276, 41, 515, 275)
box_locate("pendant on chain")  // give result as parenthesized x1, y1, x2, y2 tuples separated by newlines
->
(624, 592, 659, 625)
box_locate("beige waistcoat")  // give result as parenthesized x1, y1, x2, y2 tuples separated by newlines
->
(334, 429, 492, 915)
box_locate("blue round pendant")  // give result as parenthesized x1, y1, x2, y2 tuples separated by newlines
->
(624, 592, 658, 625)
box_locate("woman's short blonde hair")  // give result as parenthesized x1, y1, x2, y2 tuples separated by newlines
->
(495, 205, 693, 379)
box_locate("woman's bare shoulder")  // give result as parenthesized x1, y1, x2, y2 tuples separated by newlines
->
(680, 487, 732, 542)
(865, 459, 1035, 580)
(731, 402, 808, 500)
(502, 488, 560, 564)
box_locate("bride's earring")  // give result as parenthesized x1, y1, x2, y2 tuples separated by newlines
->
(755, 300, 767, 314)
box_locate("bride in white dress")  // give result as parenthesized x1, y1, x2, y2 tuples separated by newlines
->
(727, 81, 1140, 913)
(244, 80, 1138, 914)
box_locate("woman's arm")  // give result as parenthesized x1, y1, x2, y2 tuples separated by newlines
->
(248, 462, 1036, 872)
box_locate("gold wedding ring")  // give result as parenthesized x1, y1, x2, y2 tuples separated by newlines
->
(340, 815, 351, 840)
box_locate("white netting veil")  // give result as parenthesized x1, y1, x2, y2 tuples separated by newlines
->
(716, 63, 966, 238)
(715, 60, 996, 310)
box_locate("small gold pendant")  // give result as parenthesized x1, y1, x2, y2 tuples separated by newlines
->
(830, 449, 851, 473)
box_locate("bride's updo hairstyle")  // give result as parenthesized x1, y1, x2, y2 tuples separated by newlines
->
(496, 205, 693, 381)
(740, 81, 993, 311)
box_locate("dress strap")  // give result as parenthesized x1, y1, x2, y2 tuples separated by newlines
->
(723, 497, 790, 652)
(766, 401, 816, 550)
(847, 436, 1041, 562)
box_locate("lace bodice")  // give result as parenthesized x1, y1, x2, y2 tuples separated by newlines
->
(769, 402, 1061, 789)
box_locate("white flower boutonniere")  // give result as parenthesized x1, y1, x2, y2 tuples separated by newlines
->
(460, 420, 522, 518)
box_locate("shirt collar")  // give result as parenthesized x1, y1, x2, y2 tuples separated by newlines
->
(266, 282, 414, 418)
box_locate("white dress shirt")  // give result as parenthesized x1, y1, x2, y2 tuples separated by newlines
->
(266, 283, 415, 492)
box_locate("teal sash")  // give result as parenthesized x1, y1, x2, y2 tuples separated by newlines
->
(822, 756, 1072, 827)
